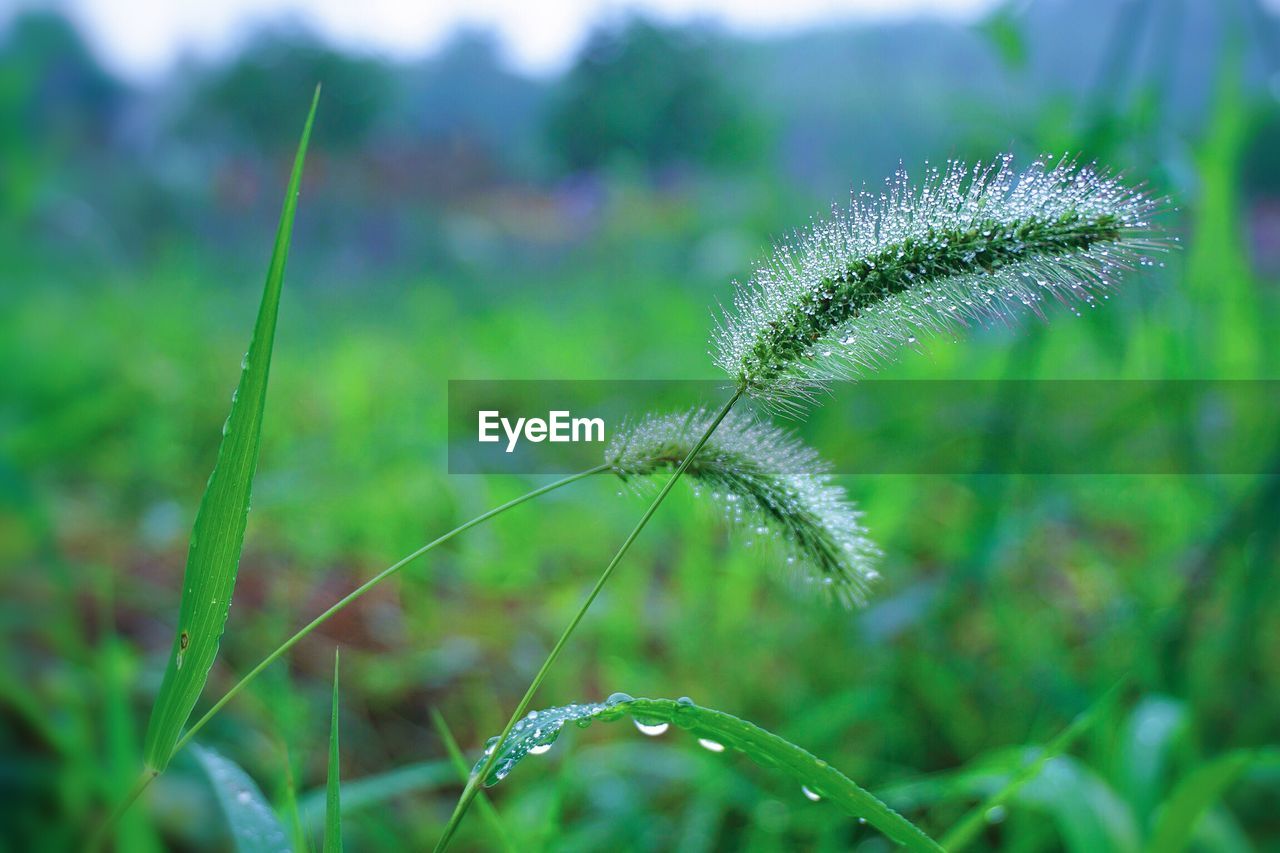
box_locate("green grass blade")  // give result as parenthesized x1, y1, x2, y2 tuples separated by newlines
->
(1146, 748, 1280, 853)
(193, 744, 293, 852)
(141, 86, 320, 774)
(471, 694, 941, 852)
(102, 639, 163, 853)
(278, 743, 311, 853)
(941, 681, 1125, 852)
(324, 649, 342, 853)
(1116, 696, 1189, 825)
(298, 762, 455, 829)
(428, 709, 516, 853)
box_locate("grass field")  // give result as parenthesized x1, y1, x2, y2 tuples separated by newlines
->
(2, 3, 1279, 850)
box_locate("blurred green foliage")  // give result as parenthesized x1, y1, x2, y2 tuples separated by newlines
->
(1, 1, 1279, 850)
(546, 16, 764, 173)
(178, 29, 391, 154)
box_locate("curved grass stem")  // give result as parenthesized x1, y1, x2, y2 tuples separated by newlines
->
(87, 768, 157, 852)
(91, 465, 606, 845)
(433, 387, 744, 852)
(173, 464, 608, 758)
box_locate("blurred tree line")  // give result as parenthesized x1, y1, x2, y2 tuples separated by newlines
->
(1, 1, 1278, 279)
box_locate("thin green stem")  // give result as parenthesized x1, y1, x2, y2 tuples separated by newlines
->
(939, 679, 1126, 851)
(434, 387, 744, 852)
(430, 709, 516, 853)
(173, 465, 608, 760)
(92, 466, 604, 844)
(87, 768, 156, 852)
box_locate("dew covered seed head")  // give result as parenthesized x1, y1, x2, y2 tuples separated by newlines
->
(606, 408, 879, 607)
(712, 155, 1164, 404)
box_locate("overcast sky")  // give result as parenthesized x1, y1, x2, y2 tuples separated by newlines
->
(52, 0, 999, 80)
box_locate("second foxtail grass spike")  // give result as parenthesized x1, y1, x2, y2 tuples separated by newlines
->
(608, 408, 879, 606)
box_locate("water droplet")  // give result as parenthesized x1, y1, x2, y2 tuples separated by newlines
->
(634, 720, 669, 737)
(605, 692, 634, 706)
(698, 738, 725, 753)
(528, 743, 552, 756)
(236, 790, 251, 804)
(985, 804, 1007, 824)
(801, 785, 822, 802)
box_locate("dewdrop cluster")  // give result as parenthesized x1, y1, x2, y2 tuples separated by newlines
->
(712, 155, 1164, 404)
(607, 409, 880, 607)
(473, 699, 614, 786)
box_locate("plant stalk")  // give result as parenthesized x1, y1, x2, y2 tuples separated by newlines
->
(92, 465, 605, 846)
(433, 387, 744, 851)
(173, 464, 608, 758)
(87, 768, 157, 852)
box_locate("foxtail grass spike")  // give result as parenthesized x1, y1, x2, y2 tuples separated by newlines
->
(712, 155, 1164, 404)
(607, 408, 879, 606)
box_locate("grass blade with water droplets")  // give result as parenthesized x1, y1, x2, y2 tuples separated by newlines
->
(324, 649, 342, 853)
(193, 744, 293, 853)
(141, 87, 319, 774)
(470, 694, 941, 852)
(298, 762, 454, 830)
(1146, 748, 1280, 853)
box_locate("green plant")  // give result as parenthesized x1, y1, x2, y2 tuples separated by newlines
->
(608, 408, 880, 605)
(436, 155, 1161, 847)
(467, 693, 942, 851)
(108, 145, 1165, 849)
(89, 86, 321, 850)
(324, 650, 342, 853)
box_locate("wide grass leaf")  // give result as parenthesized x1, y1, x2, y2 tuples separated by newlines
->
(1146, 748, 1280, 853)
(941, 682, 1124, 851)
(324, 650, 342, 853)
(472, 693, 941, 852)
(193, 744, 292, 853)
(299, 762, 454, 829)
(1116, 696, 1189, 825)
(141, 88, 319, 773)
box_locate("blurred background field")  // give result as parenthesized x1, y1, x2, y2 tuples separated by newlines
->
(2, 0, 1280, 849)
